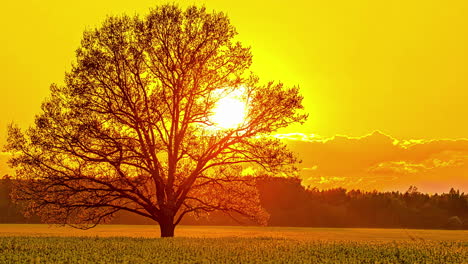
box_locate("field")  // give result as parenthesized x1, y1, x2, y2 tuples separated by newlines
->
(0, 225, 467, 263)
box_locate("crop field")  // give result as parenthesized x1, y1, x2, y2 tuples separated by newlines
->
(0, 225, 467, 263)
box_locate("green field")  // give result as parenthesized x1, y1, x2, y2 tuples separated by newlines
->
(0, 225, 467, 263)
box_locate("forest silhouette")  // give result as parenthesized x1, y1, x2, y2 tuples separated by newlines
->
(1, 176, 466, 229)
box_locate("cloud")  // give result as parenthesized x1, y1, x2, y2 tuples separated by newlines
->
(368, 161, 428, 174)
(273, 133, 320, 142)
(2, 132, 467, 193)
(278, 131, 468, 193)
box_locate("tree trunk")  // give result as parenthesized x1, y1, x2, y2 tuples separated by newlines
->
(159, 215, 175, 237)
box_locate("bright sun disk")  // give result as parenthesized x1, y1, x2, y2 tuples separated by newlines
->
(210, 88, 247, 129)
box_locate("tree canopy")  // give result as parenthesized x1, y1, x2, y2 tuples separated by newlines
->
(6, 4, 306, 237)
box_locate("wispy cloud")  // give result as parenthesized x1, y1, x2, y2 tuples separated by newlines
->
(278, 131, 468, 193)
(2, 133, 467, 192)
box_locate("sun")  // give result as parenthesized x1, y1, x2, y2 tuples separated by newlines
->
(210, 88, 247, 129)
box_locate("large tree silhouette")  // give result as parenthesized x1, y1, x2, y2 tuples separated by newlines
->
(6, 5, 306, 237)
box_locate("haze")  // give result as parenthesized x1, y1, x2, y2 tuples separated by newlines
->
(1, 0, 467, 192)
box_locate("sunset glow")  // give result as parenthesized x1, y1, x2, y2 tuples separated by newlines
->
(0, 2, 467, 255)
(0, 0, 467, 193)
(210, 89, 247, 129)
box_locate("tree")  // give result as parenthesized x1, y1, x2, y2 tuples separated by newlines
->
(6, 5, 306, 237)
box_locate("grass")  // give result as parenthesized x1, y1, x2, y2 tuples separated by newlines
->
(0, 225, 467, 263)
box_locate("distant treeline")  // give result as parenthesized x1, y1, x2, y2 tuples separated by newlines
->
(1, 176, 467, 229)
(256, 177, 467, 229)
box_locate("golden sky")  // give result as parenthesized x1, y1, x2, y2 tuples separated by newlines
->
(1, 0, 467, 192)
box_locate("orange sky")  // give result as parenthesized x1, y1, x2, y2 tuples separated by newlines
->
(1, 0, 467, 192)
